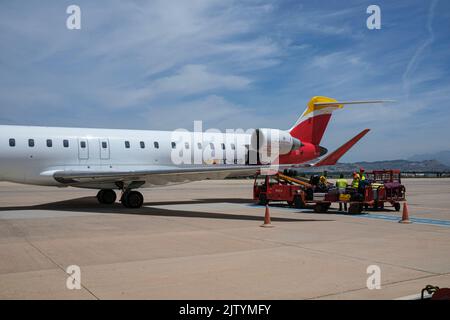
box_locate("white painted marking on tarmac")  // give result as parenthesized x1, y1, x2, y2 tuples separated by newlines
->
(395, 292, 432, 300)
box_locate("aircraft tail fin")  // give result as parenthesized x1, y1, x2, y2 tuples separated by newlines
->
(289, 96, 393, 145)
(314, 129, 370, 166)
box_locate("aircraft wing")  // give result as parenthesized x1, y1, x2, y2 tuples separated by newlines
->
(312, 129, 370, 167)
(52, 164, 286, 188)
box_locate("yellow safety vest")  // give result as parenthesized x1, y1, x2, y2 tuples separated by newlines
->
(336, 178, 348, 189)
(351, 178, 359, 188)
(361, 174, 366, 181)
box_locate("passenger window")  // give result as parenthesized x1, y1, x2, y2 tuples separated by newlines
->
(231, 143, 236, 150)
(9, 138, 15, 147)
(102, 141, 107, 149)
(154, 141, 159, 149)
(125, 141, 130, 149)
(63, 140, 69, 148)
(80, 141, 86, 148)
(221, 143, 225, 150)
(209, 143, 215, 150)
(47, 139, 52, 147)
(140, 141, 145, 149)
(171, 142, 176, 149)
(28, 139, 35, 147)
(197, 143, 202, 149)
(185, 142, 189, 149)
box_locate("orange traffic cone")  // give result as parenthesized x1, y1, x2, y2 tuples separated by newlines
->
(261, 204, 274, 228)
(399, 202, 412, 224)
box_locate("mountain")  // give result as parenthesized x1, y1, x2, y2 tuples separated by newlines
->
(408, 150, 450, 166)
(307, 159, 449, 172)
(352, 159, 449, 172)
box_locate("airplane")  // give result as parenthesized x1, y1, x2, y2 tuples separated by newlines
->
(0, 96, 391, 208)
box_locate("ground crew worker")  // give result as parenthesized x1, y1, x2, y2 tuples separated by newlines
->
(336, 174, 348, 211)
(336, 174, 347, 190)
(317, 175, 328, 192)
(351, 172, 360, 188)
(360, 168, 366, 181)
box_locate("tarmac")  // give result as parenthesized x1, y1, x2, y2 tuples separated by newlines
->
(0, 178, 449, 299)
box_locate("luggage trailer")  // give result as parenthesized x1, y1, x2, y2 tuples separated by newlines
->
(253, 170, 406, 214)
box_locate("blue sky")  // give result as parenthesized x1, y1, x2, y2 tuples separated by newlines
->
(0, 0, 449, 161)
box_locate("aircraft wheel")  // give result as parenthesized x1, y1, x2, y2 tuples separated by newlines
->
(97, 189, 117, 204)
(121, 191, 144, 208)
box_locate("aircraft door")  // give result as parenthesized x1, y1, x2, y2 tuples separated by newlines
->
(78, 138, 89, 160)
(99, 138, 110, 160)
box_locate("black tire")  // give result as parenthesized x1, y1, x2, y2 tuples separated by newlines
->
(373, 201, 385, 211)
(97, 189, 117, 204)
(348, 203, 363, 214)
(259, 194, 268, 206)
(103, 189, 117, 204)
(96, 190, 105, 203)
(394, 202, 401, 211)
(314, 204, 329, 213)
(294, 195, 306, 209)
(122, 191, 144, 208)
(305, 188, 314, 201)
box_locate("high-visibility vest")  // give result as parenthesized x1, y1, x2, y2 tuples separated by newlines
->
(336, 178, 348, 189)
(351, 178, 359, 188)
(360, 173, 366, 181)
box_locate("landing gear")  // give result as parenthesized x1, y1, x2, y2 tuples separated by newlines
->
(121, 190, 144, 208)
(97, 189, 117, 204)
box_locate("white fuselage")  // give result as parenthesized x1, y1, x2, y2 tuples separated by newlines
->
(0, 125, 251, 188)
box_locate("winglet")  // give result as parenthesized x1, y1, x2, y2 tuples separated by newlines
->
(314, 129, 370, 167)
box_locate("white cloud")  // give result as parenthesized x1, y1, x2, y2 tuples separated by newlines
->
(152, 65, 251, 96)
(402, 0, 439, 98)
(141, 95, 267, 130)
(96, 64, 252, 109)
(311, 51, 368, 70)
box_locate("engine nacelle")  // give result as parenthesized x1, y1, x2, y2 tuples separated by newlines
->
(250, 128, 302, 156)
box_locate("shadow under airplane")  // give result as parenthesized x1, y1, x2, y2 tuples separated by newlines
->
(0, 197, 335, 223)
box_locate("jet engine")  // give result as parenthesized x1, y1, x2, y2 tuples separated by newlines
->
(250, 128, 302, 156)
